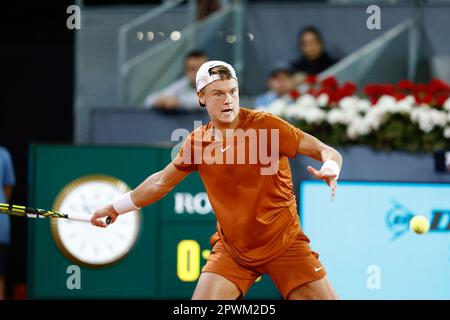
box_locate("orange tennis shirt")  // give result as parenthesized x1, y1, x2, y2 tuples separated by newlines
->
(173, 107, 304, 267)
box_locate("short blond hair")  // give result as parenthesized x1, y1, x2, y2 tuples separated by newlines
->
(199, 65, 235, 107)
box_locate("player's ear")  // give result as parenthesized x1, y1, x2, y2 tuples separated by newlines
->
(197, 90, 206, 105)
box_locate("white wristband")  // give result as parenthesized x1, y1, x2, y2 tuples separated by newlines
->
(321, 160, 340, 180)
(112, 191, 140, 215)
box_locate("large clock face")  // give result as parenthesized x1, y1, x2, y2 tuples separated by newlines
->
(51, 175, 141, 268)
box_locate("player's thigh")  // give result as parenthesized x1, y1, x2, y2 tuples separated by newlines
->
(287, 275, 338, 300)
(262, 233, 330, 299)
(192, 272, 241, 300)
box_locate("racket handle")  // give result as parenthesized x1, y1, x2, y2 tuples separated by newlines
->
(67, 213, 112, 225)
(67, 213, 92, 223)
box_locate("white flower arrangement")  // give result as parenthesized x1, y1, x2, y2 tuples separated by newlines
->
(444, 127, 450, 139)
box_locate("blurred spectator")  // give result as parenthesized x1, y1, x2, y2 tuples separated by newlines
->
(197, 0, 221, 21)
(0, 147, 15, 300)
(255, 67, 299, 110)
(291, 26, 337, 82)
(144, 50, 208, 110)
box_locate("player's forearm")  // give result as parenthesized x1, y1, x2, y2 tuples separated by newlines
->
(131, 170, 172, 208)
(93, 171, 171, 226)
(297, 132, 342, 166)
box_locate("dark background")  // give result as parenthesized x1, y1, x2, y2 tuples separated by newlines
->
(0, 1, 74, 297)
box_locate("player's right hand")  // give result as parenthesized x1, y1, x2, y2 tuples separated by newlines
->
(91, 205, 119, 228)
(306, 165, 338, 201)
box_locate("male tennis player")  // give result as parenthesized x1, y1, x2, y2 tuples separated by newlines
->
(92, 61, 342, 300)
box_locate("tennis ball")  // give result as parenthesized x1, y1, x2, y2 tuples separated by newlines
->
(409, 215, 430, 234)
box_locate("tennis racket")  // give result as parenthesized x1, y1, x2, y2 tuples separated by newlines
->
(0, 203, 111, 224)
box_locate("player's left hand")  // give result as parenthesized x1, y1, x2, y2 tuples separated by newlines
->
(306, 165, 337, 201)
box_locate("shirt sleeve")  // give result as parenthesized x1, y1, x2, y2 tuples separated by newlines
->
(143, 91, 158, 108)
(262, 112, 304, 158)
(172, 132, 199, 172)
(2, 149, 15, 186)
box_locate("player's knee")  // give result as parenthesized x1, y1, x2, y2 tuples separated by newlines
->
(192, 272, 241, 300)
(287, 278, 338, 300)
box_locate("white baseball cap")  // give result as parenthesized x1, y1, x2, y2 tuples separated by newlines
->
(195, 60, 238, 92)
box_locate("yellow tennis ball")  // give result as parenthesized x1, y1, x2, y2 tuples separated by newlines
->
(409, 215, 430, 234)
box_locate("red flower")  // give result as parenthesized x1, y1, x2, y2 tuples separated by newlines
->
(370, 97, 379, 105)
(340, 81, 357, 97)
(413, 83, 427, 94)
(317, 88, 333, 100)
(435, 94, 449, 107)
(305, 74, 317, 85)
(422, 94, 433, 105)
(394, 93, 406, 101)
(321, 76, 339, 89)
(428, 78, 450, 96)
(381, 84, 395, 96)
(362, 78, 450, 106)
(289, 89, 301, 100)
(413, 92, 432, 105)
(443, 81, 450, 92)
(427, 79, 440, 95)
(328, 93, 339, 104)
(398, 79, 414, 91)
(364, 84, 381, 98)
(307, 87, 317, 96)
(413, 93, 422, 104)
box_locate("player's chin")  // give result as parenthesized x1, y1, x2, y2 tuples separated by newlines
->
(217, 110, 237, 122)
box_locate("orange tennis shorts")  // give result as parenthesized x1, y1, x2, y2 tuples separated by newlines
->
(202, 232, 327, 299)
